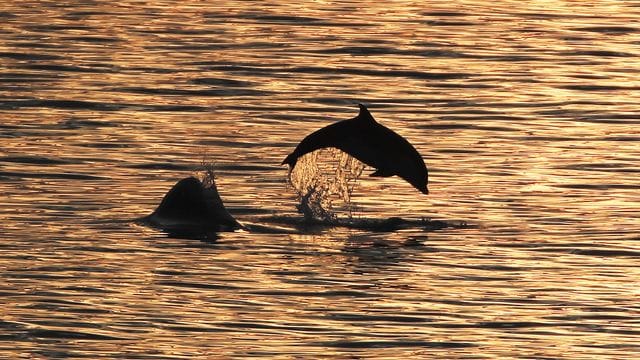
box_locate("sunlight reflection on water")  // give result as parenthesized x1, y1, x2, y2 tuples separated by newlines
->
(1, 0, 639, 358)
(288, 149, 364, 220)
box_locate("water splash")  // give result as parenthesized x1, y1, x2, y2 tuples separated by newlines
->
(196, 157, 217, 188)
(287, 149, 365, 221)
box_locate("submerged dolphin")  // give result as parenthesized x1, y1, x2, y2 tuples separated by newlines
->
(282, 104, 429, 194)
(142, 177, 241, 233)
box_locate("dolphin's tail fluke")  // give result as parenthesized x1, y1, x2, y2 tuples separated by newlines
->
(281, 153, 298, 168)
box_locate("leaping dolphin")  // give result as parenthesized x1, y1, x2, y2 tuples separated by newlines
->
(282, 104, 429, 194)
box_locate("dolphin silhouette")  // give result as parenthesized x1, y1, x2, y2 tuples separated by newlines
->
(282, 104, 429, 194)
(142, 177, 241, 232)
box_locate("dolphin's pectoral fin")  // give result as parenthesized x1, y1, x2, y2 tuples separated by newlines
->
(370, 169, 394, 177)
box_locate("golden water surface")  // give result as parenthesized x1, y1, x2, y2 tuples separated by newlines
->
(1, 1, 639, 358)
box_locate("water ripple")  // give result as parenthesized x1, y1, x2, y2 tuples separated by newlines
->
(1, 1, 639, 359)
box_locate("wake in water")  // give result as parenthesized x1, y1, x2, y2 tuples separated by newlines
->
(287, 148, 365, 221)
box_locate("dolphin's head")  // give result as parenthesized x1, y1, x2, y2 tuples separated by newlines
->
(413, 176, 429, 195)
(405, 166, 429, 195)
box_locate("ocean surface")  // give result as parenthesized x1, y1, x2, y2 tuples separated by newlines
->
(1, 1, 639, 358)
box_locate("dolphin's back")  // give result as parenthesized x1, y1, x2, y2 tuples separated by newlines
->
(144, 177, 241, 231)
(282, 117, 360, 168)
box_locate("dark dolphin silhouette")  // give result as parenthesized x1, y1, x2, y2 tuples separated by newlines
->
(282, 104, 429, 194)
(142, 177, 241, 233)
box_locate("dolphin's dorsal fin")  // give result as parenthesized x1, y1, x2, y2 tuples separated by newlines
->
(357, 103, 376, 122)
